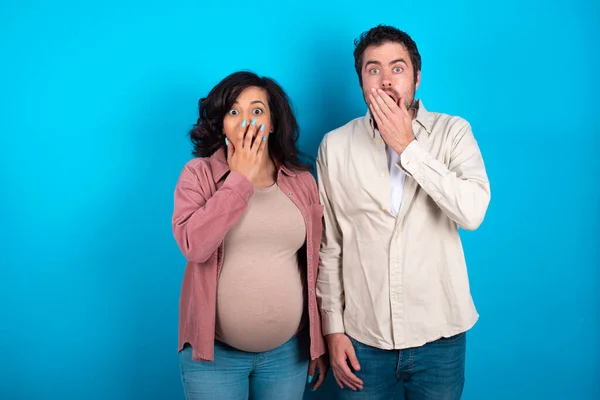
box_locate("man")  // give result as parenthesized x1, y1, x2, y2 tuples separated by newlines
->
(316, 25, 491, 399)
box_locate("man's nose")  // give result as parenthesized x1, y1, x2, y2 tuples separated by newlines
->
(381, 79, 392, 88)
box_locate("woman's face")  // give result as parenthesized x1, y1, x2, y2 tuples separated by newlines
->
(223, 86, 272, 147)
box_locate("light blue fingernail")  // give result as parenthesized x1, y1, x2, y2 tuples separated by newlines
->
(225, 137, 229, 146)
(260, 124, 265, 132)
(307, 376, 313, 384)
(242, 120, 247, 128)
(262, 135, 266, 141)
(252, 118, 257, 125)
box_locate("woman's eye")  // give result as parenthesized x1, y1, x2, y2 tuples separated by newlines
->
(252, 108, 263, 115)
(229, 109, 239, 115)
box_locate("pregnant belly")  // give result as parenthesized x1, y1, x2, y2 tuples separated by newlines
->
(215, 266, 305, 353)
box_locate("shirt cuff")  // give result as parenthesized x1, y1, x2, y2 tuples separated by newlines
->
(321, 312, 345, 335)
(223, 171, 254, 202)
(399, 139, 427, 176)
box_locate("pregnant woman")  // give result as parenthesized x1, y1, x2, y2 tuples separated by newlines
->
(172, 71, 328, 400)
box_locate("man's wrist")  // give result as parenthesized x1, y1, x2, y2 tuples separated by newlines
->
(398, 137, 415, 154)
(325, 332, 346, 343)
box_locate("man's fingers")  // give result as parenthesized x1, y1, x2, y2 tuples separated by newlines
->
(340, 376, 361, 391)
(368, 93, 388, 125)
(375, 89, 397, 114)
(369, 103, 388, 143)
(346, 347, 361, 371)
(339, 363, 363, 389)
(333, 374, 344, 389)
(336, 368, 358, 391)
(333, 363, 363, 391)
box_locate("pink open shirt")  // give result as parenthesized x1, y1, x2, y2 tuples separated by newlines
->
(172, 148, 326, 362)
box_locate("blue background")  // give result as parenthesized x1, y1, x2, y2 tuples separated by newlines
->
(1, 0, 598, 399)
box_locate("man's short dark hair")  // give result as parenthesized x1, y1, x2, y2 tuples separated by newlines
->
(353, 25, 421, 85)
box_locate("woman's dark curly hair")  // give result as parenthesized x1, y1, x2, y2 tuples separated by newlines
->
(189, 71, 312, 172)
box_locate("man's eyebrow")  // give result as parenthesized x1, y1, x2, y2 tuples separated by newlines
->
(364, 58, 408, 69)
(364, 60, 381, 69)
(389, 58, 408, 66)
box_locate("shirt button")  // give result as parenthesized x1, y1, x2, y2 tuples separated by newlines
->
(381, 206, 387, 211)
(380, 173, 384, 178)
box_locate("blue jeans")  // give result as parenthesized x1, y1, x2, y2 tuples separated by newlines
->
(341, 332, 467, 400)
(179, 333, 310, 400)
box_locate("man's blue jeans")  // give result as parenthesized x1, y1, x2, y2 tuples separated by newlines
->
(340, 332, 467, 400)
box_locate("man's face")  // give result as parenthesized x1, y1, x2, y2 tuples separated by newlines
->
(360, 41, 421, 111)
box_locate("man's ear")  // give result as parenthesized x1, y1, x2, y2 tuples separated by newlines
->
(415, 70, 421, 91)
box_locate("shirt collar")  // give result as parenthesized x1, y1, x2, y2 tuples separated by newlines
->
(414, 100, 433, 134)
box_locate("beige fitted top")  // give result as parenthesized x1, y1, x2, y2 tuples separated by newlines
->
(215, 183, 307, 352)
